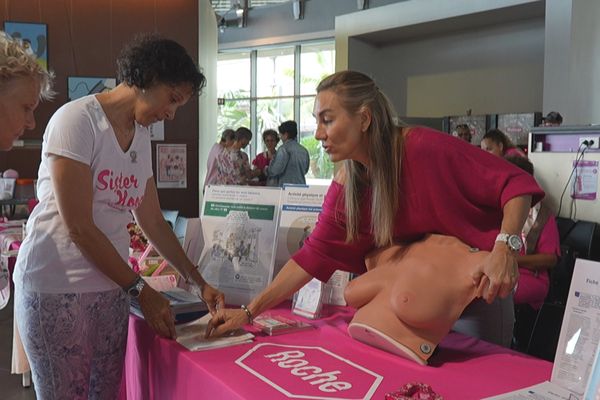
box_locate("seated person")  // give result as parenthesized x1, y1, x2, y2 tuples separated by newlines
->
(505, 156, 559, 309)
(481, 129, 526, 158)
(344, 234, 488, 365)
(542, 111, 563, 127)
(455, 124, 472, 143)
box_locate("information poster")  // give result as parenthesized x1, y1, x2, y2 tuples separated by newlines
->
(571, 160, 599, 200)
(156, 144, 187, 189)
(551, 259, 600, 396)
(198, 186, 282, 305)
(275, 184, 329, 274)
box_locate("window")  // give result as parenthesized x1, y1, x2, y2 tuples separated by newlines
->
(217, 40, 335, 180)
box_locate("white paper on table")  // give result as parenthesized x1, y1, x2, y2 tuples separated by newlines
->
(482, 381, 577, 400)
(175, 314, 254, 351)
(551, 259, 600, 396)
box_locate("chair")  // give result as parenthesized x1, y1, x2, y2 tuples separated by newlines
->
(526, 302, 565, 362)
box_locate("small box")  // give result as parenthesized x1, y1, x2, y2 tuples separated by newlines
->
(253, 313, 313, 336)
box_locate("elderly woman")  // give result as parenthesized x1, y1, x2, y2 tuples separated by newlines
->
(481, 128, 526, 158)
(207, 71, 544, 348)
(0, 31, 53, 150)
(252, 129, 279, 185)
(13, 33, 224, 399)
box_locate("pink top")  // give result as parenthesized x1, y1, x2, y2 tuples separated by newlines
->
(504, 147, 527, 158)
(203, 143, 223, 188)
(293, 126, 545, 282)
(252, 152, 271, 171)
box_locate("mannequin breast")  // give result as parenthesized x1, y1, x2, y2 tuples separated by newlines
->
(345, 234, 488, 364)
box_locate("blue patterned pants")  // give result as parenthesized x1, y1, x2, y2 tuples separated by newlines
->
(14, 288, 129, 400)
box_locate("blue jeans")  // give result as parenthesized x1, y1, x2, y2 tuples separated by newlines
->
(15, 288, 129, 400)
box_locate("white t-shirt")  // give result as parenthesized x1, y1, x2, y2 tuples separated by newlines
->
(14, 95, 153, 293)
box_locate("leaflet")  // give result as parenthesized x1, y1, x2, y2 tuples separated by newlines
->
(482, 381, 576, 400)
(199, 186, 282, 305)
(551, 259, 600, 396)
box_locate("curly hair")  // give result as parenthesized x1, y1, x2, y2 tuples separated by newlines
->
(0, 31, 54, 99)
(117, 33, 206, 95)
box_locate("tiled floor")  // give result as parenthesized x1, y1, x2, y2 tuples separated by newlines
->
(0, 298, 36, 400)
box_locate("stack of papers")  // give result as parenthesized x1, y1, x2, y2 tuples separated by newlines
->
(176, 314, 254, 351)
(130, 287, 208, 324)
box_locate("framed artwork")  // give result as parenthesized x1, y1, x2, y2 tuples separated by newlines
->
(4, 21, 48, 70)
(495, 112, 543, 146)
(156, 144, 187, 189)
(68, 77, 116, 100)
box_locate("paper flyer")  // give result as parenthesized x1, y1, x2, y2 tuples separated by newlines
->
(551, 259, 600, 396)
(482, 381, 577, 400)
(198, 186, 282, 305)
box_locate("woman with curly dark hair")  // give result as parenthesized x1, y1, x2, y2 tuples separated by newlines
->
(13, 33, 224, 399)
(481, 128, 526, 158)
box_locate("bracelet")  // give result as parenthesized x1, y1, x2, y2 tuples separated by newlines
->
(240, 304, 253, 324)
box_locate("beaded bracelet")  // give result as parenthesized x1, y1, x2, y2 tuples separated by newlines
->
(240, 304, 253, 324)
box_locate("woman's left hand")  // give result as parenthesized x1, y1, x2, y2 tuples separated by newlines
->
(199, 284, 225, 315)
(472, 243, 519, 304)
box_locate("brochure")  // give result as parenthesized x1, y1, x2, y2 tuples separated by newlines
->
(485, 259, 600, 400)
(551, 259, 600, 396)
(176, 314, 254, 351)
(292, 278, 325, 319)
(198, 186, 282, 306)
(483, 381, 576, 400)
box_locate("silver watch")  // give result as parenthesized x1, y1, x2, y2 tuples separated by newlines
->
(125, 276, 146, 298)
(495, 233, 523, 252)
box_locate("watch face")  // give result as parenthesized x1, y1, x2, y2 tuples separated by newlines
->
(129, 287, 141, 297)
(508, 235, 523, 251)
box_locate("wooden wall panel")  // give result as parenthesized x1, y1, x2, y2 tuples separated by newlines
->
(0, 0, 200, 216)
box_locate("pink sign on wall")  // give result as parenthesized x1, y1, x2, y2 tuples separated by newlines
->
(236, 343, 383, 400)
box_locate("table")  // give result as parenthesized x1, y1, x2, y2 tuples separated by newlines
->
(120, 304, 552, 400)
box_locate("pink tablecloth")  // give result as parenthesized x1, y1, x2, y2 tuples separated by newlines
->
(120, 305, 552, 400)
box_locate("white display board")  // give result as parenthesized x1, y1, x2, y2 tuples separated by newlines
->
(198, 186, 282, 306)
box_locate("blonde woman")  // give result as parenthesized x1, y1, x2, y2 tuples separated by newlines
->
(0, 31, 53, 150)
(207, 70, 543, 347)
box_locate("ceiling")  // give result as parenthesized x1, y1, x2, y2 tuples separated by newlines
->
(211, 0, 291, 15)
(353, 1, 546, 47)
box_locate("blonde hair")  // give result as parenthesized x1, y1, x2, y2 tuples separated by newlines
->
(0, 31, 54, 99)
(316, 71, 405, 247)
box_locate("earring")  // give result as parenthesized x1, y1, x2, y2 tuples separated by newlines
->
(141, 88, 146, 94)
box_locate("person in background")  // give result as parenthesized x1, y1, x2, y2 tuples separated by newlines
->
(455, 123, 472, 143)
(207, 70, 544, 348)
(504, 155, 560, 351)
(542, 111, 563, 127)
(0, 31, 54, 151)
(13, 34, 224, 399)
(203, 128, 235, 190)
(251, 129, 279, 186)
(481, 128, 526, 158)
(215, 126, 257, 185)
(267, 120, 310, 186)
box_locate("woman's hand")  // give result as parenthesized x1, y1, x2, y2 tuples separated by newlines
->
(472, 243, 519, 303)
(138, 285, 176, 338)
(205, 308, 250, 338)
(198, 283, 225, 315)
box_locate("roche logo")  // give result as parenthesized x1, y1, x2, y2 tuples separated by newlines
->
(235, 343, 383, 399)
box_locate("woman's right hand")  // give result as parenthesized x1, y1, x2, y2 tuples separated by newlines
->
(205, 307, 250, 338)
(138, 285, 176, 338)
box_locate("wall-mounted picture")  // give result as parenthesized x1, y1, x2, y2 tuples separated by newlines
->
(4, 21, 48, 70)
(68, 77, 116, 100)
(157, 144, 187, 189)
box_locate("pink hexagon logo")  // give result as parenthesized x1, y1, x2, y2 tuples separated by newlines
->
(235, 343, 383, 399)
